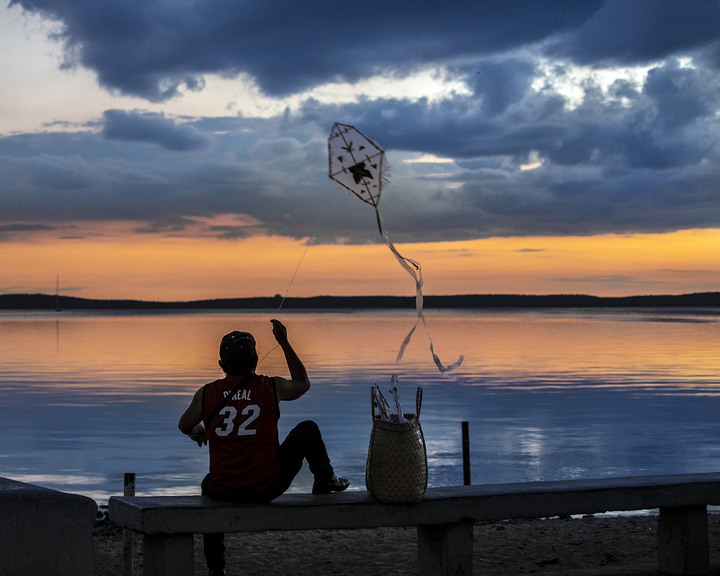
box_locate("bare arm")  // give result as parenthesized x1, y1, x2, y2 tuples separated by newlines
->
(271, 319, 310, 401)
(178, 387, 208, 446)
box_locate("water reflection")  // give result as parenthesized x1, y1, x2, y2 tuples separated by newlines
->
(0, 308, 719, 503)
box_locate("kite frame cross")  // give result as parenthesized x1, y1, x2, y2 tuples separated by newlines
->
(328, 123, 386, 207)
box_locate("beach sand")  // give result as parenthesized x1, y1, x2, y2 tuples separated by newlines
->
(94, 513, 720, 575)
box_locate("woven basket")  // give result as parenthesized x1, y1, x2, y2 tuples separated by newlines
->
(366, 387, 427, 503)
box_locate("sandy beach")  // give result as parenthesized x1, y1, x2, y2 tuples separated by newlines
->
(93, 512, 720, 575)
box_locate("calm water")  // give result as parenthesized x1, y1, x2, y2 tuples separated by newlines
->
(0, 307, 719, 504)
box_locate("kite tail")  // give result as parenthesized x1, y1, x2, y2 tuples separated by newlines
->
(374, 207, 463, 374)
(395, 320, 418, 363)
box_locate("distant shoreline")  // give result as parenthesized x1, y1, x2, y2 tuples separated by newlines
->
(1, 292, 719, 310)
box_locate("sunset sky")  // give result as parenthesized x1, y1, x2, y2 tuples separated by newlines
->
(1, 1, 719, 301)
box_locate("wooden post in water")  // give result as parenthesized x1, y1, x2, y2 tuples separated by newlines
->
(122, 473, 136, 576)
(462, 421, 471, 485)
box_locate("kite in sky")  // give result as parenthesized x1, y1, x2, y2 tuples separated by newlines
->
(328, 122, 463, 374)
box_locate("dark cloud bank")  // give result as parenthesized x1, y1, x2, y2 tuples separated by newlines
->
(2, 0, 720, 243)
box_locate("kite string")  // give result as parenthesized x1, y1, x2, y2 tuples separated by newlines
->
(257, 238, 312, 367)
(275, 240, 311, 317)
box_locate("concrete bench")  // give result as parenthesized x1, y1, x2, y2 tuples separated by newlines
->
(0, 476, 98, 576)
(108, 471, 720, 576)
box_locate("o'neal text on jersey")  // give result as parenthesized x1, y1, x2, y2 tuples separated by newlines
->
(223, 389, 252, 401)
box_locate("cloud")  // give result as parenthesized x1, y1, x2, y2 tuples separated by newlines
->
(3, 54, 720, 242)
(101, 110, 210, 151)
(12, 0, 720, 104)
(553, 0, 720, 65)
(2, 1, 720, 245)
(0, 222, 56, 241)
(643, 61, 718, 133)
(0, 223, 56, 232)
(468, 58, 537, 117)
(10, 0, 604, 100)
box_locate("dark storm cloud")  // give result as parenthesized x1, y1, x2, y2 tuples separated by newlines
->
(101, 110, 211, 151)
(0, 121, 331, 237)
(3, 1, 720, 244)
(555, 0, 720, 65)
(11, 0, 604, 100)
(2, 47, 720, 244)
(469, 59, 537, 117)
(302, 56, 719, 169)
(11, 0, 720, 101)
(447, 163, 720, 239)
(302, 55, 718, 240)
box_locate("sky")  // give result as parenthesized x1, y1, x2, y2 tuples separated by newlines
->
(1, 0, 719, 301)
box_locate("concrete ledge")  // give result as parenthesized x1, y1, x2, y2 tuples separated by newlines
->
(109, 472, 720, 576)
(109, 472, 720, 534)
(0, 477, 97, 576)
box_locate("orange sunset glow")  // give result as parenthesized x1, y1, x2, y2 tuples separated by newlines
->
(2, 227, 718, 302)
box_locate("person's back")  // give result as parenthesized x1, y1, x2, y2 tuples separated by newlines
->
(203, 372, 282, 498)
(179, 319, 348, 576)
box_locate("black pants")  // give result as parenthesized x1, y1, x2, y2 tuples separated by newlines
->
(203, 420, 335, 572)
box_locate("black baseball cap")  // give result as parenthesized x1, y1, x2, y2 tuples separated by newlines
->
(219, 331, 256, 364)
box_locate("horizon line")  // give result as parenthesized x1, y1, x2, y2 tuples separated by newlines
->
(1, 291, 719, 310)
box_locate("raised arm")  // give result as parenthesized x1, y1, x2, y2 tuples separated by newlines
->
(271, 319, 310, 401)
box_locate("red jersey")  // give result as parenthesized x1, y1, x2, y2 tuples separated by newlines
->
(202, 373, 282, 497)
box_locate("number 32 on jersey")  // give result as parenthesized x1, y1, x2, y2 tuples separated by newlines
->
(214, 405, 260, 437)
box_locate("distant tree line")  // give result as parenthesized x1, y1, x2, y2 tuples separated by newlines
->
(1, 292, 719, 310)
